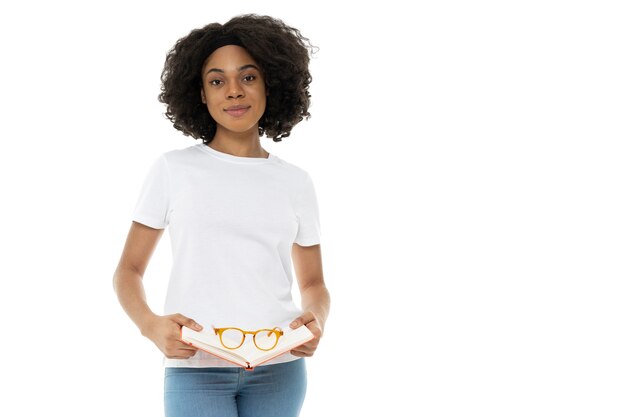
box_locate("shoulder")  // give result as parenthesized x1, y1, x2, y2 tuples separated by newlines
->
(161, 143, 202, 162)
(155, 144, 209, 173)
(271, 154, 312, 183)
(269, 156, 318, 204)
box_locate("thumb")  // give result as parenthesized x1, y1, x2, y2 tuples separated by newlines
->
(172, 313, 203, 331)
(290, 312, 313, 329)
(289, 313, 310, 329)
(290, 318, 302, 329)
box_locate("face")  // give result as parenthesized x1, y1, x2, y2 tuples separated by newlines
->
(201, 45, 267, 136)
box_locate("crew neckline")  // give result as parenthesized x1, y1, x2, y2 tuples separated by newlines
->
(197, 143, 277, 164)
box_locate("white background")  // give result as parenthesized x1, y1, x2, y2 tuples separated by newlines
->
(1, 1, 624, 416)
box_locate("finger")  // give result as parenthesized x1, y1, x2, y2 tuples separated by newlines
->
(168, 351, 198, 359)
(167, 342, 199, 359)
(290, 312, 316, 329)
(172, 314, 203, 331)
(290, 348, 313, 357)
(179, 348, 199, 357)
(165, 346, 198, 359)
(176, 340, 199, 351)
(290, 341, 316, 356)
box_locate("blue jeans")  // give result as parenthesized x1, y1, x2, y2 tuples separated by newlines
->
(164, 359, 307, 417)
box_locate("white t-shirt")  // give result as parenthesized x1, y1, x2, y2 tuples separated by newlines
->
(131, 143, 321, 367)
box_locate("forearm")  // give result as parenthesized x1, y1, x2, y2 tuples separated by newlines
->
(113, 267, 157, 335)
(300, 283, 330, 331)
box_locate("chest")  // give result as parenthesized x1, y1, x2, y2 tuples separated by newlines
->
(169, 171, 298, 241)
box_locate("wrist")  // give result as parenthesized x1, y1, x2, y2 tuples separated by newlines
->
(138, 312, 159, 337)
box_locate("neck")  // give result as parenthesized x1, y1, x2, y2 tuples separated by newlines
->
(209, 128, 268, 158)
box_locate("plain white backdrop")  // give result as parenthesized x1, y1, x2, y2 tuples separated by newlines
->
(1, 0, 624, 416)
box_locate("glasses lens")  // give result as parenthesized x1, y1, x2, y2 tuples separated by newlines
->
(254, 329, 279, 351)
(220, 328, 244, 349)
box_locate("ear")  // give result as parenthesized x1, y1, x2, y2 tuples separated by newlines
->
(201, 89, 206, 104)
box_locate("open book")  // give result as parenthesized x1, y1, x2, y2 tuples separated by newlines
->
(180, 324, 314, 371)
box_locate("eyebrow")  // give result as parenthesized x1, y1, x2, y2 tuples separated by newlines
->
(205, 64, 261, 75)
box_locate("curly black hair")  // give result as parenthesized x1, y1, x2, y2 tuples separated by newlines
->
(158, 14, 317, 143)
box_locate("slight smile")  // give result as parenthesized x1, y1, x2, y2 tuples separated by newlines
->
(224, 105, 251, 117)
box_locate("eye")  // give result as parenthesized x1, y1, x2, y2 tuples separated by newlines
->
(209, 79, 222, 86)
(243, 74, 256, 82)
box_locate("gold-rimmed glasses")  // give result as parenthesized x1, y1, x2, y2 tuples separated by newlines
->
(213, 327, 284, 351)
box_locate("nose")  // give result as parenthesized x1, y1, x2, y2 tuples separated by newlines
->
(227, 82, 244, 99)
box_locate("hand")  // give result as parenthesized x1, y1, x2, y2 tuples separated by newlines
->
(141, 313, 203, 359)
(289, 312, 323, 357)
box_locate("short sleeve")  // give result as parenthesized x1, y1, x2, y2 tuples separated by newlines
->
(294, 173, 321, 246)
(131, 154, 171, 229)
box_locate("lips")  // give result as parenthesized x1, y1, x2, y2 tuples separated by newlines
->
(224, 105, 251, 117)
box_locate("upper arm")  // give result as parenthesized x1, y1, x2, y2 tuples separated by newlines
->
(292, 243, 325, 291)
(115, 221, 165, 276)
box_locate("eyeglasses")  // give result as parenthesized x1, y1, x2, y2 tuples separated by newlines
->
(213, 326, 284, 351)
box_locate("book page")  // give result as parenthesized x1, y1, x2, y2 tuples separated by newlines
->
(181, 327, 247, 366)
(181, 325, 314, 369)
(248, 325, 315, 368)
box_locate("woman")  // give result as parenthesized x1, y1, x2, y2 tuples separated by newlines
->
(113, 14, 330, 417)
